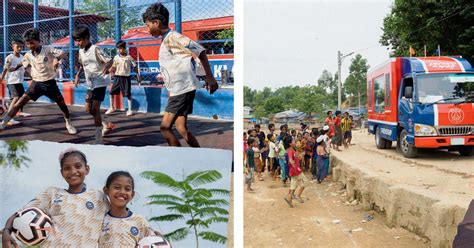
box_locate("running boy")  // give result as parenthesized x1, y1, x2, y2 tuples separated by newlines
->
(283, 136, 307, 208)
(142, 3, 218, 147)
(0, 28, 77, 134)
(2, 148, 108, 247)
(73, 25, 114, 144)
(105, 40, 140, 116)
(0, 39, 30, 125)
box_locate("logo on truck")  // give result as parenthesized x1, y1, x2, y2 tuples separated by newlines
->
(448, 107, 464, 124)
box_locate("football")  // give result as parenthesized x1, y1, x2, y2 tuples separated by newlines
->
(11, 207, 53, 246)
(138, 235, 171, 248)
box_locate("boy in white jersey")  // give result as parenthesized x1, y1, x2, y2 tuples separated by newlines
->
(0, 39, 31, 125)
(105, 40, 140, 116)
(0, 28, 77, 134)
(73, 26, 114, 144)
(142, 3, 218, 147)
(2, 148, 109, 248)
(99, 171, 169, 247)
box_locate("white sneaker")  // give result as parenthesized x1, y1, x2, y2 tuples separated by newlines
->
(126, 109, 133, 116)
(66, 122, 77, 134)
(18, 112, 32, 117)
(102, 122, 114, 136)
(8, 119, 21, 125)
(105, 108, 115, 115)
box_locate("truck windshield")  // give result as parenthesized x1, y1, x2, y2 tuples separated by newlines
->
(416, 73, 474, 104)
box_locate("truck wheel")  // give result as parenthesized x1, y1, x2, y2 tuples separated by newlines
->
(375, 127, 387, 149)
(400, 129, 417, 158)
(385, 140, 393, 149)
(458, 147, 474, 156)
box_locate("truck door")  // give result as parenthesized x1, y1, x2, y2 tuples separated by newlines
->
(398, 76, 414, 134)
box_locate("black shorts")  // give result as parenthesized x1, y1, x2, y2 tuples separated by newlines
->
(26, 79, 64, 102)
(110, 76, 131, 97)
(344, 131, 352, 139)
(165, 90, 196, 116)
(86, 87, 106, 103)
(7, 83, 25, 98)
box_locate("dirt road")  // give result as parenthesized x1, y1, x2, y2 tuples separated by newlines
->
(244, 172, 426, 247)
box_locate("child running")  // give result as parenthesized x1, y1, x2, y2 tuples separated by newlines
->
(105, 40, 140, 116)
(0, 28, 77, 134)
(1, 148, 108, 247)
(73, 26, 114, 144)
(0, 38, 31, 125)
(98, 171, 169, 247)
(283, 136, 307, 208)
(142, 3, 218, 147)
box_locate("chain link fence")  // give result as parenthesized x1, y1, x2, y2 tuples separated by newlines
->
(1, 0, 233, 86)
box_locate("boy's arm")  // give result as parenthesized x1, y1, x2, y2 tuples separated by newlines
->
(95, 47, 114, 75)
(8, 64, 23, 72)
(198, 51, 218, 94)
(129, 56, 141, 82)
(2, 213, 19, 248)
(74, 63, 83, 87)
(0, 57, 12, 82)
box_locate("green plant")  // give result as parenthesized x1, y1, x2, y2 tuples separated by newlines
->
(0, 140, 30, 169)
(141, 170, 230, 247)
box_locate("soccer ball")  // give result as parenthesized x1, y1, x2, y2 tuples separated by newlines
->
(138, 235, 171, 248)
(11, 207, 53, 246)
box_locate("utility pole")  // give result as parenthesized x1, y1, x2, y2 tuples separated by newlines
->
(337, 50, 354, 110)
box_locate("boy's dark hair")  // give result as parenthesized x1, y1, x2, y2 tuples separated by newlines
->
(247, 137, 255, 146)
(72, 25, 90, 40)
(291, 129, 296, 135)
(280, 124, 286, 131)
(283, 136, 293, 149)
(254, 124, 260, 129)
(247, 129, 255, 135)
(243, 132, 247, 136)
(23, 28, 40, 41)
(311, 128, 319, 137)
(59, 149, 87, 168)
(268, 123, 275, 129)
(106, 171, 135, 191)
(267, 133, 274, 141)
(303, 131, 308, 136)
(116, 40, 127, 49)
(142, 3, 169, 25)
(12, 38, 24, 45)
(335, 110, 341, 116)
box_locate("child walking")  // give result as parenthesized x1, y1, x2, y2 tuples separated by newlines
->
(99, 171, 169, 247)
(1, 148, 108, 247)
(283, 136, 307, 208)
(142, 3, 218, 147)
(0, 39, 30, 125)
(245, 138, 256, 192)
(0, 28, 77, 134)
(73, 26, 114, 144)
(105, 40, 140, 116)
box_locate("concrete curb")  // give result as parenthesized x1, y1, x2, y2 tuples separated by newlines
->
(331, 155, 467, 248)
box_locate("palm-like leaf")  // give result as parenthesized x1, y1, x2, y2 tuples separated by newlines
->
(147, 194, 185, 203)
(207, 189, 231, 196)
(149, 214, 185, 222)
(147, 200, 183, 207)
(141, 171, 183, 192)
(192, 199, 229, 207)
(165, 227, 190, 242)
(205, 217, 229, 224)
(185, 170, 222, 187)
(198, 231, 227, 244)
(196, 207, 229, 217)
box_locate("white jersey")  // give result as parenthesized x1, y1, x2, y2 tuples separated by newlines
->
(4, 54, 25, 85)
(25, 187, 109, 248)
(22, 46, 65, 82)
(112, 54, 136, 77)
(98, 211, 155, 247)
(79, 45, 111, 89)
(159, 30, 205, 97)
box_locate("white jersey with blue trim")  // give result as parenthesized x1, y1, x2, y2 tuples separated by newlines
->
(24, 187, 109, 248)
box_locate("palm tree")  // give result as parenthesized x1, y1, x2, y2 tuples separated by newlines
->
(141, 170, 230, 248)
(0, 140, 30, 169)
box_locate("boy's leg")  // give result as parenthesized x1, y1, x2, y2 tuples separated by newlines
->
(160, 112, 181, 146)
(91, 100, 103, 144)
(106, 78, 120, 114)
(105, 95, 115, 114)
(1, 94, 30, 128)
(174, 115, 200, 147)
(126, 95, 133, 116)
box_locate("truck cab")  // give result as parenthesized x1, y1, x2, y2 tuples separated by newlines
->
(367, 56, 474, 158)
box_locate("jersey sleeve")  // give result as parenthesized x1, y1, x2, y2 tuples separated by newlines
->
(22, 54, 31, 68)
(95, 190, 110, 213)
(48, 46, 66, 58)
(4, 55, 12, 68)
(139, 216, 155, 237)
(95, 47, 111, 64)
(176, 33, 205, 57)
(112, 55, 118, 68)
(24, 187, 55, 215)
(128, 55, 137, 68)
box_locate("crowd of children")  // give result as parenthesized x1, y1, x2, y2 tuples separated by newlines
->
(244, 111, 355, 208)
(0, 3, 218, 147)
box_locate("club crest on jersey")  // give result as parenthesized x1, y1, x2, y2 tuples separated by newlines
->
(130, 226, 139, 236)
(448, 107, 464, 124)
(44, 57, 48, 62)
(53, 194, 63, 204)
(86, 201, 95, 210)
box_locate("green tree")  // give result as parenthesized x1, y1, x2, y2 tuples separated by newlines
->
(344, 54, 369, 108)
(217, 26, 234, 47)
(141, 170, 229, 248)
(0, 141, 31, 169)
(380, 0, 474, 62)
(295, 85, 327, 115)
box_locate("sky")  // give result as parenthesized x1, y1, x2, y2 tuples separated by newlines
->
(0, 141, 233, 248)
(244, 0, 394, 90)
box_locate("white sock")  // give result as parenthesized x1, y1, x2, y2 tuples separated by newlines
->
(109, 96, 114, 110)
(128, 99, 132, 110)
